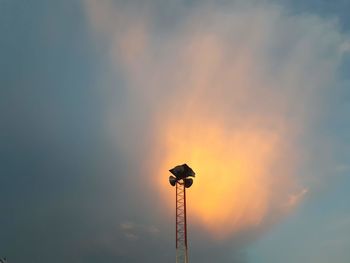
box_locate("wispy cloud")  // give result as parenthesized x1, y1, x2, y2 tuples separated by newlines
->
(120, 221, 160, 241)
(285, 188, 308, 208)
(335, 164, 350, 173)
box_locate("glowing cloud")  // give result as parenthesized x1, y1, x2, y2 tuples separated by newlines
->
(84, 0, 348, 238)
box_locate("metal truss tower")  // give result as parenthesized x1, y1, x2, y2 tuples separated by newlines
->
(176, 181, 188, 263)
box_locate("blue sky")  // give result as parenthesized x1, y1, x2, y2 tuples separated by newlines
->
(1, 1, 350, 262)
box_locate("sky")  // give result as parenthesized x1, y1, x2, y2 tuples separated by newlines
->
(0, 0, 350, 262)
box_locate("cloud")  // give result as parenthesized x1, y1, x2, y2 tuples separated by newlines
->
(285, 188, 308, 208)
(339, 41, 350, 53)
(83, 0, 349, 256)
(335, 164, 350, 173)
(120, 221, 160, 241)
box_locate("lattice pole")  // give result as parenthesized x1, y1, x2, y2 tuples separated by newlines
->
(176, 180, 188, 263)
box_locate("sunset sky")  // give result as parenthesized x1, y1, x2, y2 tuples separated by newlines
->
(1, 0, 350, 262)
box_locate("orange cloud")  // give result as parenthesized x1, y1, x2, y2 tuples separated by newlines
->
(83, 1, 347, 239)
